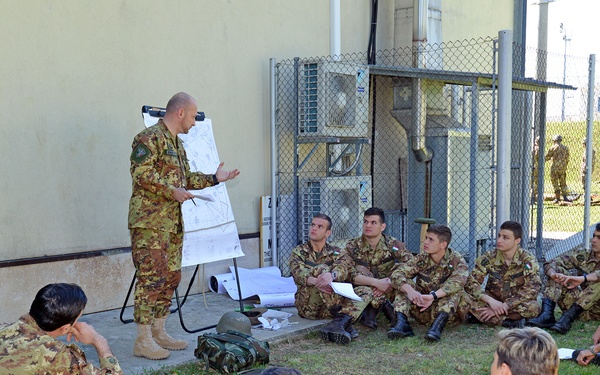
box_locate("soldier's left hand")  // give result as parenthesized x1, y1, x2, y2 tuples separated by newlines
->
(417, 294, 434, 312)
(214, 162, 240, 182)
(562, 275, 584, 289)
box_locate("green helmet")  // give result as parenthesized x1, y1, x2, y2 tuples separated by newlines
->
(216, 311, 252, 335)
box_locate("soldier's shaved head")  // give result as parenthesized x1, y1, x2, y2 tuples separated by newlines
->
(166, 92, 196, 114)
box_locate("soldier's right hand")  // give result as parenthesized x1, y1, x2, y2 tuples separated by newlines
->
(172, 187, 194, 203)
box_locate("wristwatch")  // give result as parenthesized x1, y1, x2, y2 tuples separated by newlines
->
(331, 271, 337, 281)
(590, 345, 598, 356)
(212, 174, 219, 184)
(430, 291, 438, 301)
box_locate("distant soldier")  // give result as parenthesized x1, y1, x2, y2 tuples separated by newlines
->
(531, 136, 540, 200)
(545, 134, 571, 203)
(388, 225, 468, 342)
(526, 222, 600, 334)
(460, 221, 541, 328)
(289, 214, 369, 345)
(581, 138, 596, 191)
(345, 207, 413, 330)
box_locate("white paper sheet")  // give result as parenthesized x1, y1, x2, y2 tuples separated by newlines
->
(331, 282, 362, 301)
(558, 348, 575, 360)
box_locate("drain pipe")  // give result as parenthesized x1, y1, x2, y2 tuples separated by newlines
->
(331, 0, 340, 61)
(412, 0, 433, 162)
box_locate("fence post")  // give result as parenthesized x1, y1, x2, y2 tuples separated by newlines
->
(583, 54, 596, 249)
(497, 30, 513, 228)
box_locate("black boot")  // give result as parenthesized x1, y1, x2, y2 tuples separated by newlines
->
(381, 300, 397, 327)
(424, 312, 449, 342)
(551, 304, 584, 334)
(319, 313, 352, 344)
(387, 312, 414, 340)
(466, 312, 481, 324)
(501, 318, 525, 329)
(359, 304, 379, 330)
(345, 323, 359, 339)
(563, 194, 572, 202)
(526, 298, 556, 328)
(572, 350, 600, 366)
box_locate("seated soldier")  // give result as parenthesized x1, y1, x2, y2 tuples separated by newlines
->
(289, 214, 370, 345)
(491, 327, 559, 375)
(460, 221, 541, 328)
(345, 207, 413, 330)
(527, 222, 600, 334)
(388, 225, 468, 342)
(0, 283, 123, 374)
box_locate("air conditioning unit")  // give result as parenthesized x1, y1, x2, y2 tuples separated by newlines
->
(298, 61, 369, 138)
(300, 176, 372, 244)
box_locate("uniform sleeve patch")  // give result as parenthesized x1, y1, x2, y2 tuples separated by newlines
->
(131, 143, 151, 163)
(525, 262, 532, 270)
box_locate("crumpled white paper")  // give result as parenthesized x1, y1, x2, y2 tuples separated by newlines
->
(256, 310, 293, 331)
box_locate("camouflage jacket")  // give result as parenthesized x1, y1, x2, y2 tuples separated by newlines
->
(128, 119, 216, 233)
(545, 143, 570, 172)
(390, 247, 468, 296)
(544, 245, 600, 279)
(0, 315, 123, 375)
(289, 242, 354, 286)
(465, 247, 541, 309)
(344, 235, 412, 281)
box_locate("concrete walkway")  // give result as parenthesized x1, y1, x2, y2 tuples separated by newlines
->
(76, 293, 326, 375)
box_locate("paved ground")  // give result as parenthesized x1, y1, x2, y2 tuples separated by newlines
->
(76, 292, 327, 375)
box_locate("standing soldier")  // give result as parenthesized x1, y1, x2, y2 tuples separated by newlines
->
(526, 223, 600, 334)
(460, 221, 541, 328)
(289, 214, 369, 345)
(581, 138, 596, 192)
(128, 92, 240, 359)
(388, 225, 468, 342)
(545, 134, 571, 203)
(345, 207, 413, 330)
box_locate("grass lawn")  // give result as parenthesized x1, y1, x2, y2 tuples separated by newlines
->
(140, 318, 600, 375)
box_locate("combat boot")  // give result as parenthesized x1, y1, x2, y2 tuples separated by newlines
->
(525, 298, 556, 328)
(133, 324, 170, 360)
(501, 318, 525, 329)
(551, 304, 584, 334)
(424, 312, 449, 342)
(562, 194, 572, 202)
(345, 323, 359, 339)
(151, 316, 188, 350)
(359, 304, 379, 329)
(553, 193, 561, 204)
(319, 313, 352, 345)
(381, 300, 397, 327)
(387, 312, 414, 340)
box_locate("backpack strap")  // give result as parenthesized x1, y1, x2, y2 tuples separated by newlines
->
(225, 330, 270, 361)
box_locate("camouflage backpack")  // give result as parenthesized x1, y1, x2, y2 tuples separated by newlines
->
(194, 330, 270, 373)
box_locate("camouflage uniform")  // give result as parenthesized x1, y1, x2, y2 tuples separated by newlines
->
(545, 142, 570, 196)
(128, 119, 216, 324)
(390, 248, 468, 325)
(581, 148, 596, 189)
(289, 242, 369, 321)
(0, 314, 123, 375)
(460, 247, 541, 325)
(345, 235, 412, 309)
(543, 246, 600, 320)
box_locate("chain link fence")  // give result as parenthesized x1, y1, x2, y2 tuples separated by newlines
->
(274, 37, 599, 275)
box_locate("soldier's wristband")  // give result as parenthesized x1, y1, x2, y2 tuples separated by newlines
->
(331, 271, 337, 281)
(584, 273, 588, 283)
(212, 174, 219, 185)
(430, 291, 438, 301)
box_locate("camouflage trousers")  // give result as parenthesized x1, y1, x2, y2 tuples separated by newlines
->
(358, 285, 395, 310)
(456, 292, 540, 326)
(392, 290, 462, 325)
(131, 227, 183, 325)
(544, 279, 600, 320)
(550, 169, 568, 195)
(295, 285, 371, 322)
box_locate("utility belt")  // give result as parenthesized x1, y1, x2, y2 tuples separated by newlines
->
(355, 256, 395, 278)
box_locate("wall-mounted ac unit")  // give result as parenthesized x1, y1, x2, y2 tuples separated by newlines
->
(298, 61, 369, 138)
(300, 175, 372, 244)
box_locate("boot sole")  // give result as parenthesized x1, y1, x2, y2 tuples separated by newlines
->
(525, 320, 555, 328)
(550, 325, 570, 334)
(424, 332, 441, 342)
(387, 330, 414, 340)
(133, 349, 170, 360)
(320, 330, 351, 345)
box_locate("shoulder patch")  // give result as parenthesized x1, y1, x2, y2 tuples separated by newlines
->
(576, 254, 585, 262)
(481, 258, 490, 267)
(524, 262, 532, 271)
(131, 143, 151, 163)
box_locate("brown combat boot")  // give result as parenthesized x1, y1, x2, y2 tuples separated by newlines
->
(134, 324, 170, 360)
(151, 316, 188, 350)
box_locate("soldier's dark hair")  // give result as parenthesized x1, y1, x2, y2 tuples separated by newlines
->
(313, 213, 332, 230)
(595, 222, 600, 232)
(166, 92, 195, 113)
(29, 283, 87, 332)
(427, 225, 452, 246)
(364, 207, 385, 224)
(499, 220, 523, 240)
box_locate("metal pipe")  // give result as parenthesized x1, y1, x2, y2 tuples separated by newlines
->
(583, 54, 596, 249)
(469, 81, 479, 267)
(411, 0, 433, 163)
(269, 58, 278, 267)
(330, 0, 341, 61)
(496, 30, 513, 227)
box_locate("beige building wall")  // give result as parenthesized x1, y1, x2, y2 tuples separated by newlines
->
(0, 0, 514, 322)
